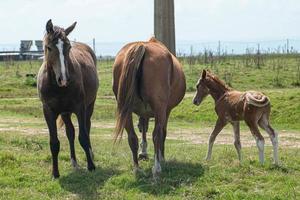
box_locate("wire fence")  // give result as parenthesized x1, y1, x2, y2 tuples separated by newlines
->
(1, 39, 300, 58)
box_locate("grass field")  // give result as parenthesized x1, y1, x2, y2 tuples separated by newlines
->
(0, 55, 299, 199)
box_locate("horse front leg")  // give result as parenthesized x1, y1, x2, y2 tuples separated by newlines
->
(43, 106, 60, 178)
(206, 118, 227, 161)
(76, 106, 95, 171)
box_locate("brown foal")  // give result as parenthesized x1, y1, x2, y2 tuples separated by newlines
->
(193, 70, 279, 165)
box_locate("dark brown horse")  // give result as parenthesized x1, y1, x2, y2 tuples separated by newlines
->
(193, 70, 278, 165)
(113, 37, 186, 177)
(37, 20, 99, 178)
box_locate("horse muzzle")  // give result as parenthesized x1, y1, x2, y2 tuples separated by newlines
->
(193, 98, 201, 106)
(57, 77, 68, 87)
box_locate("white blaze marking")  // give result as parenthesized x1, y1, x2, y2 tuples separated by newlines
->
(56, 39, 67, 82)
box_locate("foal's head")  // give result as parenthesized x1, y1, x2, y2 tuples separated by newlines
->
(193, 69, 210, 106)
(193, 69, 230, 105)
(43, 19, 76, 87)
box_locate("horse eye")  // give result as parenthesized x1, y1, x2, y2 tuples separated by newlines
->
(47, 46, 52, 51)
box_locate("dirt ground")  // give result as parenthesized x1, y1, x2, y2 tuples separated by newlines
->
(1, 117, 299, 148)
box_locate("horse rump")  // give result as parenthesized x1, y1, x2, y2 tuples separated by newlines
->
(114, 43, 146, 142)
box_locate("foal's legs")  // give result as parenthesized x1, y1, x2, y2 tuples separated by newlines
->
(125, 114, 139, 171)
(61, 113, 79, 169)
(231, 121, 242, 162)
(245, 119, 265, 164)
(138, 117, 149, 160)
(206, 118, 227, 161)
(43, 106, 60, 178)
(258, 113, 279, 165)
(76, 106, 95, 171)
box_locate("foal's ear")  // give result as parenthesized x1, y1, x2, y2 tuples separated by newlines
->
(65, 22, 77, 36)
(46, 19, 54, 34)
(202, 69, 207, 79)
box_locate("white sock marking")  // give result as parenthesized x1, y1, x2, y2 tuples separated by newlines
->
(256, 139, 265, 164)
(152, 152, 161, 176)
(140, 141, 147, 155)
(56, 39, 67, 83)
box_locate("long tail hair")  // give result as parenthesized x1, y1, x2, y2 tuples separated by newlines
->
(114, 43, 146, 142)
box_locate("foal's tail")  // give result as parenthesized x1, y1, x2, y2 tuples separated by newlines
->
(114, 43, 146, 142)
(245, 92, 270, 107)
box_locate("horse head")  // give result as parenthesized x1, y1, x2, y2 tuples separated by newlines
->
(193, 69, 210, 106)
(43, 19, 76, 87)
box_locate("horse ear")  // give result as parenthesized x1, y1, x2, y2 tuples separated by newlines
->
(46, 19, 54, 34)
(65, 22, 77, 36)
(202, 69, 207, 79)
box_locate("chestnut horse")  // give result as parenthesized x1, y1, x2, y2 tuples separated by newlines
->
(37, 20, 99, 178)
(113, 37, 186, 177)
(193, 70, 278, 165)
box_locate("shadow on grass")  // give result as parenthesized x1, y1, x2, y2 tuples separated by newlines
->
(59, 166, 119, 199)
(125, 159, 205, 196)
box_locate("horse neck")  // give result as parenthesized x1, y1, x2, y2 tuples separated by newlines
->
(207, 79, 229, 103)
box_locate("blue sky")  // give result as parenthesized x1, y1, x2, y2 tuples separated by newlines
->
(0, 0, 299, 44)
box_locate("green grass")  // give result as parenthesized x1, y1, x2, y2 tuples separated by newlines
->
(0, 55, 300, 199)
(0, 125, 299, 200)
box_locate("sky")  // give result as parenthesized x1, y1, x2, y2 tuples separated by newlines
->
(0, 0, 300, 50)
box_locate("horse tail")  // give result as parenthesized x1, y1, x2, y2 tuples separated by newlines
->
(114, 43, 146, 142)
(245, 92, 270, 107)
(56, 115, 65, 129)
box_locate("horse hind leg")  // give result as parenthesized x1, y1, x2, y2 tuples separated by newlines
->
(232, 121, 242, 162)
(160, 111, 171, 162)
(125, 114, 140, 173)
(61, 113, 79, 170)
(138, 117, 149, 160)
(258, 113, 279, 165)
(246, 119, 265, 164)
(151, 107, 167, 178)
(86, 101, 96, 161)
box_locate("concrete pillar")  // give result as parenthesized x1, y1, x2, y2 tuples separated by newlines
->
(154, 0, 176, 55)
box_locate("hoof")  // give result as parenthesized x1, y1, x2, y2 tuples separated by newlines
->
(52, 172, 60, 179)
(71, 159, 80, 170)
(138, 153, 149, 161)
(205, 156, 211, 161)
(89, 148, 94, 161)
(88, 164, 96, 171)
(152, 166, 162, 179)
(133, 167, 145, 176)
